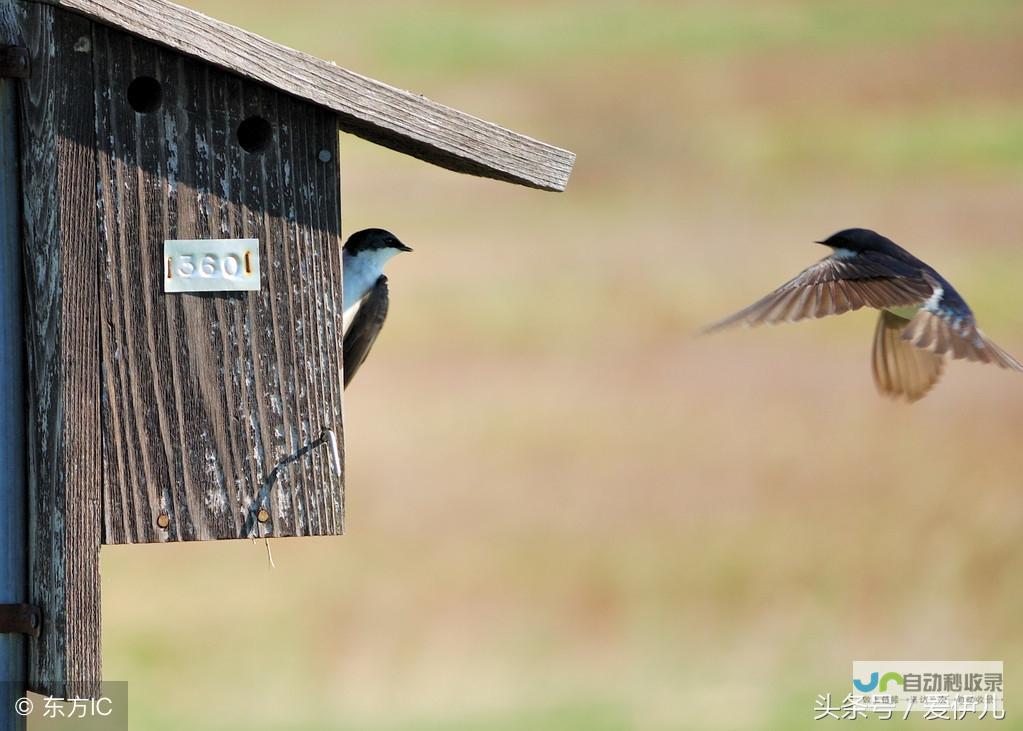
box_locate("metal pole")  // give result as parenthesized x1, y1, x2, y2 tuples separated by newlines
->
(0, 0, 26, 727)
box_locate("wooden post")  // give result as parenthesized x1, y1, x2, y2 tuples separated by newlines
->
(18, 1, 102, 698)
(0, 1, 27, 725)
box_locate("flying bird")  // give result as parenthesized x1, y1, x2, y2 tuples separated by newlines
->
(706, 228, 1023, 401)
(342, 228, 412, 388)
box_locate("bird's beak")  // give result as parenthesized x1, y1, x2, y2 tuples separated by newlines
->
(813, 240, 825, 245)
(397, 242, 413, 253)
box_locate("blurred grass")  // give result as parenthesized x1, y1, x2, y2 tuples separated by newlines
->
(99, 1, 1023, 730)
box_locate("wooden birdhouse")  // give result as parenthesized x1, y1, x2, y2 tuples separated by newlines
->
(0, 0, 573, 699)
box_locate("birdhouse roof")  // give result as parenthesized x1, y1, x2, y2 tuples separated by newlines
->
(34, 0, 575, 191)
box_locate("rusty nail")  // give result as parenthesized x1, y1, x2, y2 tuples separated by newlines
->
(156, 511, 170, 529)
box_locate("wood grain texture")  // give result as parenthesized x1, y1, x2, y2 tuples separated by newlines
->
(0, 43, 30, 78)
(30, 0, 575, 191)
(94, 25, 345, 544)
(17, 0, 102, 698)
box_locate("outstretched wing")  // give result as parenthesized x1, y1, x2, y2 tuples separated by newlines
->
(343, 275, 390, 388)
(704, 254, 934, 332)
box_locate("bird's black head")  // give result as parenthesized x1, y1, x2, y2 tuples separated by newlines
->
(816, 228, 897, 254)
(343, 228, 413, 255)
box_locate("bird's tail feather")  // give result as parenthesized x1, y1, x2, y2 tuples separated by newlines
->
(872, 310, 944, 403)
(901, 310, 1023, 371)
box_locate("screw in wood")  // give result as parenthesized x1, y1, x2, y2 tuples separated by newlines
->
(318, 149, 332, 163)
(156, 511, 171, 529)
(256, 507, 270, 524)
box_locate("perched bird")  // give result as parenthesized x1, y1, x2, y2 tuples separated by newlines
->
(342, 228, 412, 388)
(706, 228, 1023, 401)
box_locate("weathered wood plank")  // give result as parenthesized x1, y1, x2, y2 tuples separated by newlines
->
(29, 0, 575, 191)
(0, 43, 29, 78)
(95, 26, 345, 544)
(17, 0, 102, 697)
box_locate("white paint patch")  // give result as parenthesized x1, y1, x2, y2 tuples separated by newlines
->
(325, 429, 341, 478)
(276, 479, 290, 522)
(204, 487, 227, 514)
(164, 114, 179, 188)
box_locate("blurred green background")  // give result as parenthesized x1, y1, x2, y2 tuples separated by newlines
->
(99, 1, 1023, 729)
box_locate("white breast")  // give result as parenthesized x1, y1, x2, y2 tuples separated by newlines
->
(343, 249, 397, 313)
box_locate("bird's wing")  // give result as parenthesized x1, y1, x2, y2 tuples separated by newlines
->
(704, 254, 934, 332)
(872, 310, 945, 402)
(901, 298, 1023, 371)
(343, 275, 390, 388)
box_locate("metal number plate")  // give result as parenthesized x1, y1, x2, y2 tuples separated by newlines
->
(164, 239, 261, 293)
